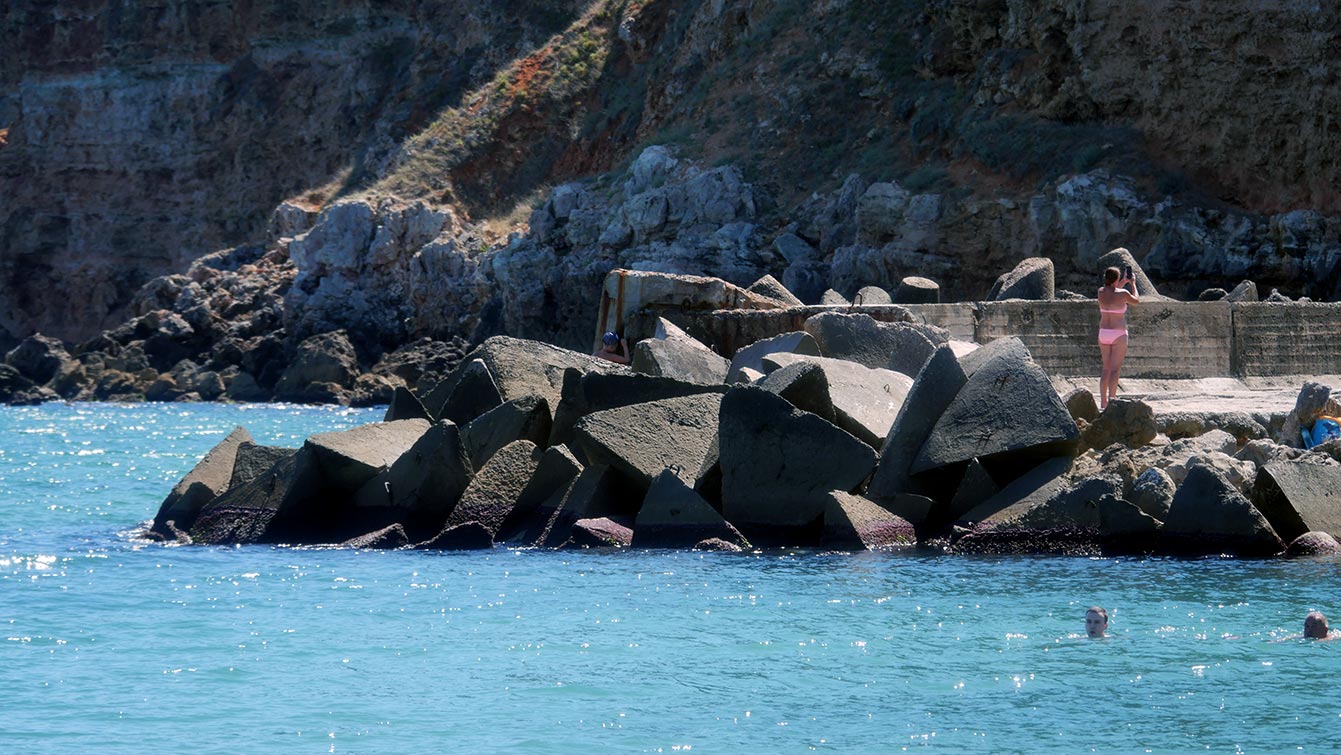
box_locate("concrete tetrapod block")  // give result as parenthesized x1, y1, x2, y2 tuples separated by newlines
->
(955, 474, 1158, 556)
(762, 352, 912, 448)
(351, 420, 473, 540)
(442, 440, 542, 537)
(631, 331, 730, 385)
(190, 448, 324, 545)
(726, 331, 820, 383)
(1160, 463, 1284, 557)
(384, 385, 432, 422)
(719, 387, 876, 540)
(496, 445, 584, 544)
(342, 523, 410, 550)
(1250, 461, 1341, 544)
(228, 442, 297, 489)
(988, 257, 1054, 301)
(955, 457, 1073, 530)
(632, 469, 750, 549)
(947, 458, 1001, 521)
(913, 337, 1079, 478)
(470, 335, 626, 411)
(416, 521, 495, 550)
(535, 465, 641, 548)
(894, 277, 940, 304)
(746, 273, 805, 308)
(549, 368, 727, 448)
(1096, 248, 1167, 301)
(462, 395, 552, 470)
(801, 311, 940, 374)
(756, 361, 836, 422)
(571, 393, 722, 491)
(436, 358, 505, 425)
(820, 491, 916, 550)
(305, 419, 431, 491)
(153, 426, 253, 535)
(867, 346, 968, 504)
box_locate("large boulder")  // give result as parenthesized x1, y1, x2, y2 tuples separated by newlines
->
(350, 420, 473, 540)
(550, 369, 726, 447)
(571, 393, 722, 490)
(1062, 388, 1100, 424)
(854, 285, 892, 305)
(152, 426, 253, 536)
(755, 361, 836, 422)
(1080, 398, 1158, 452)
(719, 387, 875, 539)
(1160, 463, 1284, 557)
(441, 440, 541, 537)
(1278, 381, 1340, 448)
(867, 345, 968, 504)
(913, 337, 1079, 478)
(632, 469, 750, 549)
(462, 396, 552, 470)
(274, 330, 360, 403)
(800, 311, 938, 375)
(947, 458, 1001, 521)
(631, 318, 729, 385)
(761, 352, 912, 448)
(726, 331, 820, 383)
(988, 258, 1054, 301)
(955, 473, 1158, 555)
(5, 333, 74, 385)
(1250, 460, 1341, 544)
(567, 518, 635, 548)
(1128, 467, 1176, 521)
(820, 492, 916, 550)
(1287, 531, 1341, 557)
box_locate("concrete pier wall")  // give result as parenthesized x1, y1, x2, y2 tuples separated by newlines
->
(678, 300, 1341, 378)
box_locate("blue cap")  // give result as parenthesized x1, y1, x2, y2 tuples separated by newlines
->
(602, 331, 619, 346)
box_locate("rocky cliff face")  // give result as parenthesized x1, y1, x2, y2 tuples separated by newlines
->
(0, 0, 587, 344)
(5, 0, 1341, 358)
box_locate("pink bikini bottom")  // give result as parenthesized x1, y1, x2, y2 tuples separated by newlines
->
(1098, 328, 1128, 345)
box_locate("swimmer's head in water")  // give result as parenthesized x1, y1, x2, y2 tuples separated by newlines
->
(1085, 606, 1109, 638)
(602, 331, 619, 347)
(1305, 611, 1329, 639)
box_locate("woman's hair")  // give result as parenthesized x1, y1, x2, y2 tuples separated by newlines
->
(1103, 267, 1120, 285)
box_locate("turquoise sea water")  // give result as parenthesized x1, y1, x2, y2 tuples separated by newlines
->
(3, 403, 1341, 753)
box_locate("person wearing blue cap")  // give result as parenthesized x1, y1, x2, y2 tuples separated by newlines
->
(593, 331, 630, 364)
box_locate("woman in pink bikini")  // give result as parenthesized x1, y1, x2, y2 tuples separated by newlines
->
(1097, 266, 1139, 411)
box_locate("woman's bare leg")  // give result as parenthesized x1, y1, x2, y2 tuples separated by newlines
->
(1099, 342, 1113, 410)
(1108, 335, 1129, 405)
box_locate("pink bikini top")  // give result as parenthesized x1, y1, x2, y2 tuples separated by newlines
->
(1099, 302, 1127, 314)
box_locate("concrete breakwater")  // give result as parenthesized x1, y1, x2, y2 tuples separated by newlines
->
(674, 300, 1341, 380)
(147, 318, 1341, 558)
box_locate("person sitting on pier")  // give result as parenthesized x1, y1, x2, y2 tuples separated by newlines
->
(593, 331, 630, 364)
(1097, 266, 1140, 411)
(1085, 606, 1109, 638)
